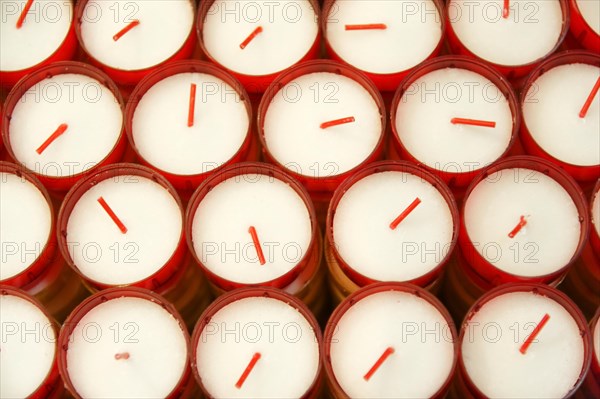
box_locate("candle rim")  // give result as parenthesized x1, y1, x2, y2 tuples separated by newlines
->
(573, 0, 600, 36)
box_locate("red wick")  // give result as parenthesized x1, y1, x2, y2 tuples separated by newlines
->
(248, 226, 266, 265)
(503, 0, 510, 19)
(36, 123, 68, 155)
(508, 215, 527, 239)
(114, 352, 130, 360)
(345, 24, 387, 31)
(579, 76, 600, 119)
(519, 313, 551, 354)
(188, 83, 197, 127)
(364, 347, 395, 381)
(97, 197, 128, 234)
(235, 352, 261, 389)
(451, 118, 496, 128)
(239, 26, 263, 49)
(113, 20, 140, 41)
(389, 198, 422, 230)
(320, 116, 356, 129)
(16, 0, 34, 29)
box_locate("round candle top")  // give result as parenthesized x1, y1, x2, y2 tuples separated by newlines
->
(464, 168, 580, 276)
(333, 171, 454, 282)
(593, 188, 600, 237)
(523, 63, 600, 167)
(195, 296, 319, 398)
(132, 72, 249, 176)
(0, 294, 56, 398)
(263, 72, 382, 178)
(449, 0, 563, 66)
(395, 67, 512, 174)
(80, 0, 194, 71)
(66, 175, 182, 285)
(0, 172, 52, 280)
(330, 290, 454, 398)
(9, 73, 122, 178)
(192, 174, 312, 284)
(202, 0, 318, 76)
(326, 0, 442, 74)
(577, 0, 600, 34)
(66, 297, 188, 398)
(461, 291, 585, 398)
(0, 0, 72, 71)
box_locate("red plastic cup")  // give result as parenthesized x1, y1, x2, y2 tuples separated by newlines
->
(591, 180, 600, 258)
(569, 0, 600, 53)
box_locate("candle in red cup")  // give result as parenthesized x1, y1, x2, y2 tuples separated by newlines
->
(323, 283, 457, 398)
(569, 0, 600, 52)
(579, 309, 600, 398)
(591, 180, 600, 257)
(75, 0, 196, 86)
(322, 0, 445, 92)
(197, 0, 320, 94)
(191, 287, 322, 398)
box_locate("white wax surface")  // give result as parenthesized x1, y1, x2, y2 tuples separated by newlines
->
(330, 290, 454, 398)
(462, 291, 585, 398)
(0, 0, 72, 71)
(465, 168, 580, 276)
(263, 72, 382, 177)
(0, 295, 56, 398)
(523, 63, 600, 166)
(9, 73, 123, 178)
(132, 72, 249, 175)
(449, 0, 563, 66)
(593, 189, 600, 238)
(66, 297, 187, 398)
(333, 171, 454, 282)
(0, 172, 52, 280)
(326, 0, 442, 74)
(202, 0, 318, 76)
(66, 175, 182, 285)
(577, 0, 600, 34)
(395, 68, 513, 174)
(80, 0, 194, 71)
(196, 297, 319, 398)
(192, 174, 312, 284)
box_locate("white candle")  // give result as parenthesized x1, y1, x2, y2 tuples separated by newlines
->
(332, 171, 454, 282)
(0, 171, 52, 281)
(326, 0, 442, 74)
(191, 173, 312, 284)
(461, 291, 585, 398)
(329, 290, 455, 398)
(523, 63, 600, 167)
(79, 0, 194, 71)
(577, 0, 600, 35)
(66, 174, 182, 285)
(449, 0, 563, 66)
(593, 188, 600, 238)
(464, 168, 581, 276)
(65, 296, 188, 398)
(202, 0, 318, 76)
(394, 67, 513, 175)
(195, 296, 320, 398)
(0, 293, 56, 398)
(132, 72, 249, 176)
(0, 0, 72, 72)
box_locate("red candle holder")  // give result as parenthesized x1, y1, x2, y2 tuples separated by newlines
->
(579, 308, 600, 398)
(569, 0, 600, 53)
(591, 180, 600, 258)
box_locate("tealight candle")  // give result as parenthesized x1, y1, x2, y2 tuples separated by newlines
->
(580, 309, 600, 398)
(569, 0, 600, 52)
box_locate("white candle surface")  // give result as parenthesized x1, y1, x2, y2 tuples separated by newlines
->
(191, 173, 312, 284)
(0, 294, 56, 398)
(461, 291, 585, 398)
(593, 188, 600, 238)
(202, 0, 318, 76)
(333, 171, 454, 282)
(195, 296, 319, 398)
(66, 175, 182, 285)
(9, 73, 122, 178)
(0, 0, 72, 72)
(449, 0, 563, 66)
(0, 172, 52, 281)
(80, 0, 194, 71)
(330, 290, 455, 398)
(523, 63, 600, 166)
(464, 168, 580, 276)
(326, 0, 442, 74)
(132, 72, 249, 176)
(577, 0, 600, 35)
(395, 67, 513, 174)
(66, 297, 188, 398)
(263, 72, 382, 178)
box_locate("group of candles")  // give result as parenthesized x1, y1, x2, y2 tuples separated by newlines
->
(1, 0, 599, 398)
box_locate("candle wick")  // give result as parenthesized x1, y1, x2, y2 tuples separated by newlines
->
(188, 83, 197, 127)
(36, 123, 68, 155)
(508, 215, 528, 239)
(113, 20, 140, 42)
(320, 116, 356, 129)
(16, 0, 34, 29)
(579, 77, 600, 119)
(451, 118, 496, 128)
(248, 226, 266, 265)
(364, 347, 395, 381)
(239, 26, 263, 49)
(503, 0, 510, 19)
(114, 352, 130, 360)
(97, 196, 128, 234)
(389, 198, 422, 230)
(519, 313, 551, 354)
(345, 23, 387, 31)
(235, 352, 261, 389)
